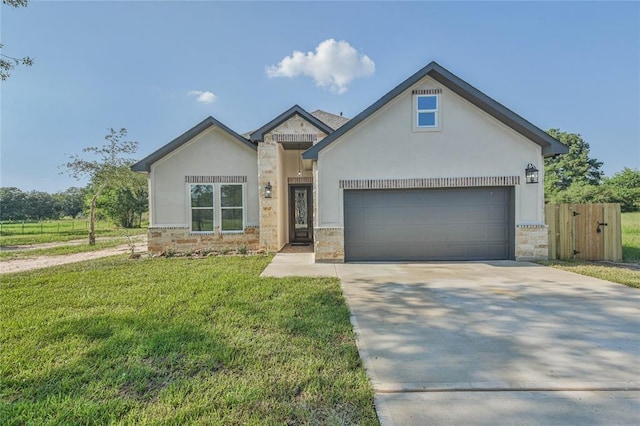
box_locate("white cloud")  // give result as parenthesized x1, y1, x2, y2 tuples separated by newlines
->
(187, 90, 217, 104)
(266, 39, 375, 94)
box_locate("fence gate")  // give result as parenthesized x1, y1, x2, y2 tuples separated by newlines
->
(545, 203, 622, 262)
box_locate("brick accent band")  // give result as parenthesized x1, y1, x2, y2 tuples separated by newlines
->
(288, 177, 313, 184)
(339, 176, 520, 190)
(272, 134, 318, 143)
(412, 88, 442, 95)
(516, 224, 547, 228)
(185, 176, 247, 183)
(149, 226, 189, 230)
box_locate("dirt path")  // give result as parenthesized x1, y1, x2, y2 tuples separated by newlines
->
(0, 235, 143, 252)
(0, 240, 148, 275)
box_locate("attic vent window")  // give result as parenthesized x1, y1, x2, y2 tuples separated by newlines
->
(272, 134, 318, 143)
(412, 88, 442, 95)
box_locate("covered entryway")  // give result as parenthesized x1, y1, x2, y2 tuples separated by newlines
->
(344, 187, 514, 261)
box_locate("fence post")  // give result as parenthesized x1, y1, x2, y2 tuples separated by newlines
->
(22, 222, 25, 234)
(41, 222, 44, 233)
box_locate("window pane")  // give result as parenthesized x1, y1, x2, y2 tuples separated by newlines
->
(191, 185, 213, 207)
(221, 185, 243, 207)
(417, 95, 437, 110)
(192, 208, 213, 232)
(222, 209, 243, 231)
(418, 112, 436, 127)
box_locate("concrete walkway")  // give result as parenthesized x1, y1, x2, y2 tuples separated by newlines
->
(262, 255, 640, 425)
(260, 252, 339, 277)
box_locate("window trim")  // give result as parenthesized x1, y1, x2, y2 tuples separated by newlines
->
(413, 93, 442, 132)
(189, 183, 215, 233)
(219, 183, 245, 233)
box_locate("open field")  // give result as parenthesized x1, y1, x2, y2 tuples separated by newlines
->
(622, 211, 640, 262)
(0, 256, 377, 425)
(0, 220, 146, 246)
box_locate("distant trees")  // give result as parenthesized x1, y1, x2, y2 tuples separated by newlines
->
(544, 129, 604, 199)
(545, 129, 639, 211)
(0, 187, 85, 220)
(54, 187, 87, 218)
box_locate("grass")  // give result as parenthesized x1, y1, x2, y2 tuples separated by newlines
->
(540, 212, 640, 288)
(538, 260, 639, 288)
(0, 221, 146, 247)
(622, 211, 640, 262)
(0, 239, 131, 259)
(0, 256, 377, 425)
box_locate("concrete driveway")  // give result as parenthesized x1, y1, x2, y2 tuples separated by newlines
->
(335, 261, 640, 425)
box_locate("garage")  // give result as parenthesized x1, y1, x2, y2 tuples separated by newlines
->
(344, 187, 514, 261)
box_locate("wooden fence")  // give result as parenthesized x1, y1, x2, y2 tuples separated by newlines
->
(545, 203, 622, 261)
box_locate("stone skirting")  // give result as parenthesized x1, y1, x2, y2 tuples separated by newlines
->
(148, 226, 259, 253)
(314, 227, 344, 263)
(515, 224, 549, 261)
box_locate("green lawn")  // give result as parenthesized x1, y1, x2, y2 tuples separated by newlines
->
(622, 211, 640, 263)
(0, 220, 147, 247)
(0, 256, 377, 425)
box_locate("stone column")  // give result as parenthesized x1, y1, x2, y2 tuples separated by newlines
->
(258, 136, 279, 251)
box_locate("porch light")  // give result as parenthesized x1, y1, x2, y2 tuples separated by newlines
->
(264, 182, 272, 198)
(525, 163, 539, 184)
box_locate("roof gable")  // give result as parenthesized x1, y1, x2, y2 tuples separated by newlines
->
(249, 105, 334, 142)
(131, 116, 255, 172)
(303, 61, 568, 159)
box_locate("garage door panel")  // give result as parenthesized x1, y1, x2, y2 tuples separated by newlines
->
(344, 187, 514, 261)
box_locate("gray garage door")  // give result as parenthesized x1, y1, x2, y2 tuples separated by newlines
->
(344, 187, 514, 261)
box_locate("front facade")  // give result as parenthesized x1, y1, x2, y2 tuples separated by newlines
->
(132, 62, 567, 261)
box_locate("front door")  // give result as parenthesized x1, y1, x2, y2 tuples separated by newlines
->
(289, 185, 313, 243)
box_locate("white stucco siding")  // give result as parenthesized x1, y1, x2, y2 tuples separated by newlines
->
(150, 127, 258, 226)
(317, 75, 544, 227)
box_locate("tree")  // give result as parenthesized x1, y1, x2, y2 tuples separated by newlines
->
(0, 187, 27, 220)
(23, 190, 57, 220)
(63, 128, 138, 244)
(54, 187, 87, 218)
(544, 129, 604, 202)
(98, 171, 148, 228)
(1, 0, 33, 81)
(603, 168, 640, 212)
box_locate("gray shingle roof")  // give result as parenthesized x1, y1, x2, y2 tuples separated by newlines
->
(310, 110, 350, 130)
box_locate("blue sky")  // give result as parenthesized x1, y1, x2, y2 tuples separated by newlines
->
(1, 1, 638, 192)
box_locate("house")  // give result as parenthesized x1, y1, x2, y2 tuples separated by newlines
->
(132, 61, 568, 262)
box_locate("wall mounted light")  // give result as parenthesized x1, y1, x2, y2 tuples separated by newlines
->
(264, 182, 272, 198)
(525, 163, 539, 184)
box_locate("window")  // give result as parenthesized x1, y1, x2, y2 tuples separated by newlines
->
(190, 184, 214, 232)
(417, 95, 438, 128)
(220, 184, 243, 232)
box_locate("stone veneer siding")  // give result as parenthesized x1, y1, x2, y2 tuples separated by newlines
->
(314, 227, 344, 263)
(515, 225, 549, 261)
(257, 138, 279, 251)
(148, 226, 259, 254)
